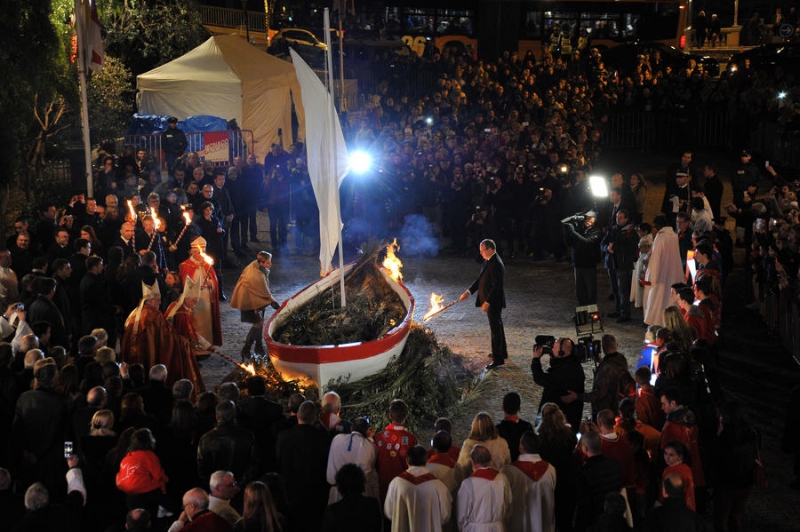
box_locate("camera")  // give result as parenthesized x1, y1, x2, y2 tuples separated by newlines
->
(561, 213, 585, 225)
(535, 187, 548, 204)
(534, 335, 556, 355)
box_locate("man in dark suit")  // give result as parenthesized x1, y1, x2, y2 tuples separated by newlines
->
(459, 238, 508, 370)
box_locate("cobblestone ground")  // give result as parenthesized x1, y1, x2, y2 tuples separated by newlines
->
(201, 149, 800, 531)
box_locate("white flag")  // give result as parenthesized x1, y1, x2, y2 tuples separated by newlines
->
(289, 49, 349, 275)
(75, 0, 104, 73)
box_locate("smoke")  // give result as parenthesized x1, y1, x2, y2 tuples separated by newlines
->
(398, 214, 440, 257)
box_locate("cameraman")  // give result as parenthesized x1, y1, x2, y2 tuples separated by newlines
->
(563, 334, 631, 418)
(531, 338, 585, 432)
(563, 210, 601, 306)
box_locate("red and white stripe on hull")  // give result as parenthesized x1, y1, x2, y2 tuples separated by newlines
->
(264, 263, 415, 389)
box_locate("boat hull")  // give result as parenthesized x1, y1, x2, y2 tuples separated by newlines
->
(264, 263, 415, 389)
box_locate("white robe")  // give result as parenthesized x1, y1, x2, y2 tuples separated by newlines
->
(427, 456, 463, 532)
(427, 458, 462, 495)
(644, 227, 684, 326)
(630, 233, 653, 308)
(326, 431, 379, 504)
(501, 454, 556, 532)
(384, 465, 452, 532)
(457, 468, 512, 532)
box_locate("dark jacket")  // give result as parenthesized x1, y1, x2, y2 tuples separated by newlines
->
(468, 252, 506, 308)
(566, 222, 602, 268)
(576, 455, 623, 532)
(602, 222, 637, 271)
(276, 423, 330, 530)
(28, 295, 68, 349)
(643, 497, 712, 532)
(583, 351, 630, 416)
(197, 421, 256, 484)
(532, 354, 586, 430)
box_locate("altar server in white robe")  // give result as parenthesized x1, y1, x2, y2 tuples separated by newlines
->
(501, 431, 556, 532)
(643, 215, 684, 327)
(384, 445, 452, 532)
(457, 444, 512, 532)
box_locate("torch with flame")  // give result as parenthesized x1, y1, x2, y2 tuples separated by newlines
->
(126, 200, 137, 222)
(146, 216, 162, 251)
(422, 292, 459, 323)
(382, 238, 403, 282)
(173, 210, 193, 247)
(200, 251, 214, 266)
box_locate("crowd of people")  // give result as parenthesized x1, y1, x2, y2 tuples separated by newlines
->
(0, 32, 797, 532)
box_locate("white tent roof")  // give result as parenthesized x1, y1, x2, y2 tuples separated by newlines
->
(137, 35, 305, 161)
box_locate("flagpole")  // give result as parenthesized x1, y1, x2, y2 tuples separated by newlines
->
(76, 0, 95, 197)
(324, 9, 346, 307)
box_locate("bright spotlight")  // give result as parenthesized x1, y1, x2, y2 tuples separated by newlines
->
(349, 150, 373, 174)
(589, 175, 609, 198)
(425, 117, 433, 126)
(778, 91, 787, 100)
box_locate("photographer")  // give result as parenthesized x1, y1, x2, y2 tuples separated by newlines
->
(531, 337, 585, 432)
(563, 210, 601, 306)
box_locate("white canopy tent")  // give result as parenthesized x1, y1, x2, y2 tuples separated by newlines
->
(136, 35, 305, 162)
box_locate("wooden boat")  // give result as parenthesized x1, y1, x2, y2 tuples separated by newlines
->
(264, 263, 415, 389)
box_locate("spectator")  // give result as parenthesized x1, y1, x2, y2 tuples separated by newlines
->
(323, 464, 382, 532)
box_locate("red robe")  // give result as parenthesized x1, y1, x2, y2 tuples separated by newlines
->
(179, 256, 222, 346)
(121, 304, 205, 394)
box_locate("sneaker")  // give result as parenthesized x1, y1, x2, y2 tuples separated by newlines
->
(485, 361, 505, 370)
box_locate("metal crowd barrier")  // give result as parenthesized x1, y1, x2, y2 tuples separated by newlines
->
(118, 130, 255, 171)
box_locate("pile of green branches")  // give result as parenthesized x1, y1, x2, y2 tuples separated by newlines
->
(222, 325, 478, 434)
(330, 323, 478, 433)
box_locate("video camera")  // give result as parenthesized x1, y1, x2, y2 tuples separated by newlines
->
(561, 213, 586, 226)
(534, 335, 556, 355)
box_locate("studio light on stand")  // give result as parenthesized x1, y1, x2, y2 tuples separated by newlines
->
(574, 304, 603, 363)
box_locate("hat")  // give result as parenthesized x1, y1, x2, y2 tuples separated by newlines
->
(191, 236, 207, 249)
(147, 192, 160, 201)
(741, 149, 751, 157)
(585, 210, 598, 218)
(675, 172, 689, 178)
(167, 116, 178, 124)
(182, 276, 201, 300)
(142, 281, 161, 300)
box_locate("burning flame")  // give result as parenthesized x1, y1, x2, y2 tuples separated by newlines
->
(382, 238, 403, 281)
(423, 292, 445, 321)
(183, 211, 192, 225)
(200, 251, 214, 266)
(238, 362, 256, 375)
(153, 216, 161, 231)
(126, 200, 136, 221)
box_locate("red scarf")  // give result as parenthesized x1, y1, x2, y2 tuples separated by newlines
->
(512, 460, 551, 482)
(398, 471, 437, 485)
(471, 467, 499, 481)
(427, 454, 456, 468)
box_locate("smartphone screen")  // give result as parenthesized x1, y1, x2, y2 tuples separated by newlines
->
(64, 441, 73, 458)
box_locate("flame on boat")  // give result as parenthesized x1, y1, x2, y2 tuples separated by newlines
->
(382, 238, 403, 281)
